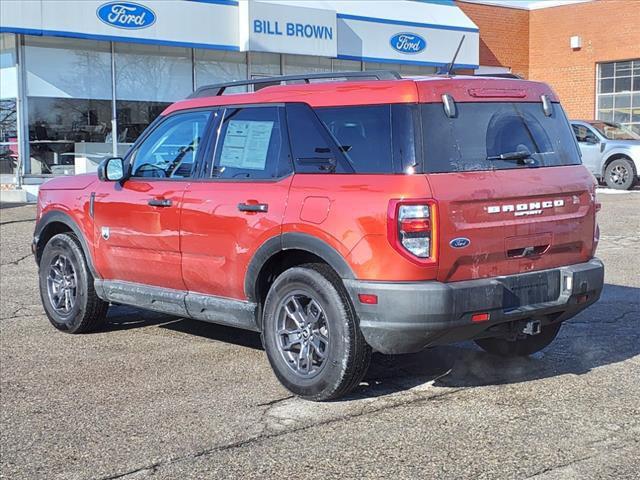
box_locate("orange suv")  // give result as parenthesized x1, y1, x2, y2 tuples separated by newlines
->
(33, 71, 604, 400)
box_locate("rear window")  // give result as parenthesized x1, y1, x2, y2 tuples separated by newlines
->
(421, 102, 581, 173)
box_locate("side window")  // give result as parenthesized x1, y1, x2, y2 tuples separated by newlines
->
(314, 105, 394, 173)
(130, 111, 211, 178)
(573, 124, 588, 142)
(286, 103, 351, 174)
(211, 106, 292, 179)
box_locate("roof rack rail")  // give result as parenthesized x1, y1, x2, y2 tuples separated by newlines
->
(474, 73, 523, 79)
(188, 70, 402, 98)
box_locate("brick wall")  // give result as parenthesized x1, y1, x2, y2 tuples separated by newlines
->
(529, 0, 640, 120)
(457, 0, 640, 120)
(456, 0, 530, 78)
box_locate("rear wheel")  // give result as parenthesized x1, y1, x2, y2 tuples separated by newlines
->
(39, 232, 109, 333)
(474, 322, 562, 357)
(262, 264, 371, 401)
(604, 158, 636, 190)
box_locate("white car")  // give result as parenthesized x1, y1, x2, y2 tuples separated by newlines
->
(571, 120, 640, 190)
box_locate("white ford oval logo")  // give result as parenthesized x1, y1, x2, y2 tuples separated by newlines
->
(97, 2, 156, 30)
(390, 33, 427, 54)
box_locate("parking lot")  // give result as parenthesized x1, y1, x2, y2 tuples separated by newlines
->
(1, 189, 639, 480)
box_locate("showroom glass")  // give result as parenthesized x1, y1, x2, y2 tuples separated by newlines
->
(115, 43, 192, 149)
(597, 59, 640, 134)
(130, 111, 211, 178)
(421, 102, 581, 173)
(212, 106, 292, 179)
(0, 33, 18, 180)
(25, 36, 113, 176)
(195, 50, 247, 94)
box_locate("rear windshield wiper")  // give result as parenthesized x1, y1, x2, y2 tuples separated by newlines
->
(487, 150, 537, 165)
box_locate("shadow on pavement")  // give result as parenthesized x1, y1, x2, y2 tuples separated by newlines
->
(355, 283, 640, 397)
(99, 283, 639, 399)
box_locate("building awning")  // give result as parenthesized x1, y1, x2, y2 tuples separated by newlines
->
(1, 0, 479, 69)
(256, 0, 479, 68)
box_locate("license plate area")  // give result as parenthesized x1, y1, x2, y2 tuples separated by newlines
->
(500, 270, 561, 310)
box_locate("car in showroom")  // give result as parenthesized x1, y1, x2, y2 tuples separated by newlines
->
(571, 120, 640, 190)
(32, 72, 604, 401)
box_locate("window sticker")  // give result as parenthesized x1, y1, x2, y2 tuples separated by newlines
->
(219, 120, 274, 170)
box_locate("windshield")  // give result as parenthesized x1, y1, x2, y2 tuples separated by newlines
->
(589, 121, 640, 140)
(421, 102, 581, 173)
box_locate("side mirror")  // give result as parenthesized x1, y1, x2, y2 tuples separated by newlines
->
(586, 135, 599, 145)
(98, 157, 126, 182)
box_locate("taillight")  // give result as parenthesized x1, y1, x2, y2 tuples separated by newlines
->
(388, 199, 438, 265)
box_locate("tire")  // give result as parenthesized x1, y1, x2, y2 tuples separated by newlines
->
(474, 322, 562, 357)
(604, 158, 637, 190)
(262, 263, 371, 401)
(38, 232, 109, 333)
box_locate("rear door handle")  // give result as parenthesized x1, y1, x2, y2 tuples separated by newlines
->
(148, 198, 173, 207)
(238, 202, 268, 213)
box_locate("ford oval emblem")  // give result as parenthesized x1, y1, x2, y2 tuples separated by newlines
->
(390, 33, 427, 54)
(97, 2, 156, 30)
(450, 237, 471, 249)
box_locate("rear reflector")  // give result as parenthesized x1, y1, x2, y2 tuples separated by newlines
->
(358, 294, 378, 305)
(471, 312, 490, 323)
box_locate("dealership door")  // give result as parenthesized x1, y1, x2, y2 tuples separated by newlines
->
(180, 105, 293, 300)
(93, 110, 213, 290)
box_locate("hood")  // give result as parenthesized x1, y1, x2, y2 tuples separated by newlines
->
(603, 139, 640, 148)
(39, 173, 98, 191)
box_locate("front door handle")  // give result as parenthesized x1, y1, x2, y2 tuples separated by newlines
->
(148, 198, 173, 207)
(238, 202, 268, 213)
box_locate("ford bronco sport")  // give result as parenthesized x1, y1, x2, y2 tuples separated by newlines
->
(33, 71, 604, 401)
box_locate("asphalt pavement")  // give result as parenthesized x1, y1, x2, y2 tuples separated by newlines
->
(1, 188, 639, 480)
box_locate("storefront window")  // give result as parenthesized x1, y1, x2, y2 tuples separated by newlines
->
(283, 54, 332, 75)
(1, 34, 19, 182)
(25, 36, 112, 175)
(195, 49, 247, 93)
(365, 61, 436, 77)
(331, 58, 362, 72)
(115, 43, 193, 150)
(597, 59, 640, 134)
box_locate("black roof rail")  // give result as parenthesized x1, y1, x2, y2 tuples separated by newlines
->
(473, 73, 523, 79)
(188, 70, 402, 98)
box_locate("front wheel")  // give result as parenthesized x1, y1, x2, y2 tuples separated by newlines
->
(474, 322, 562, 357)
(39, 232, 109, 333)
(262, 264, 371, 401)
(604, 158, 636, 190)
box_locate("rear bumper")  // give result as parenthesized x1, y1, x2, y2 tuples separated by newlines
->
(343, 258, 604, 354)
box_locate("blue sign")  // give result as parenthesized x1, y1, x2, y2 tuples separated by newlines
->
(253, 20, 333, 40)
(390, 33, 427, 54)
(450, 237, 471, 249)
(97, 2, 156, 30)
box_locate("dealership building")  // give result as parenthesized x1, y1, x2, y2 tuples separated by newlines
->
(0, 0, 638, 201)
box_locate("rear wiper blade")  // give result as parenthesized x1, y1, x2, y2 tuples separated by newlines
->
(487, 150, 537, 165)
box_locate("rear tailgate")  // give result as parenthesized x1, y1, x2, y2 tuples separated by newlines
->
(427, 166, 597, 282)
(419, 96, 597, 283)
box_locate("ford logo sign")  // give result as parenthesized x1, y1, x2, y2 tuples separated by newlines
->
(450, 237, 471, 249)
(97, 2, 156, 30)
(390, 33, 427, 54)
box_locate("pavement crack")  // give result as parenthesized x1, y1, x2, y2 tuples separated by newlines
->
(256, 395, 294, 407)
(0, 218, 34, 226)
(95, 386, 467, 480)
(1, 253, 32, 266)
(524, 452, 600, 478)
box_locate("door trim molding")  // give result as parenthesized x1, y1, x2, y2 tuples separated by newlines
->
(95, 279, 259, 331)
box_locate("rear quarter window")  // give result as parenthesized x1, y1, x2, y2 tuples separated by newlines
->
(312, 104, 419, 174)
